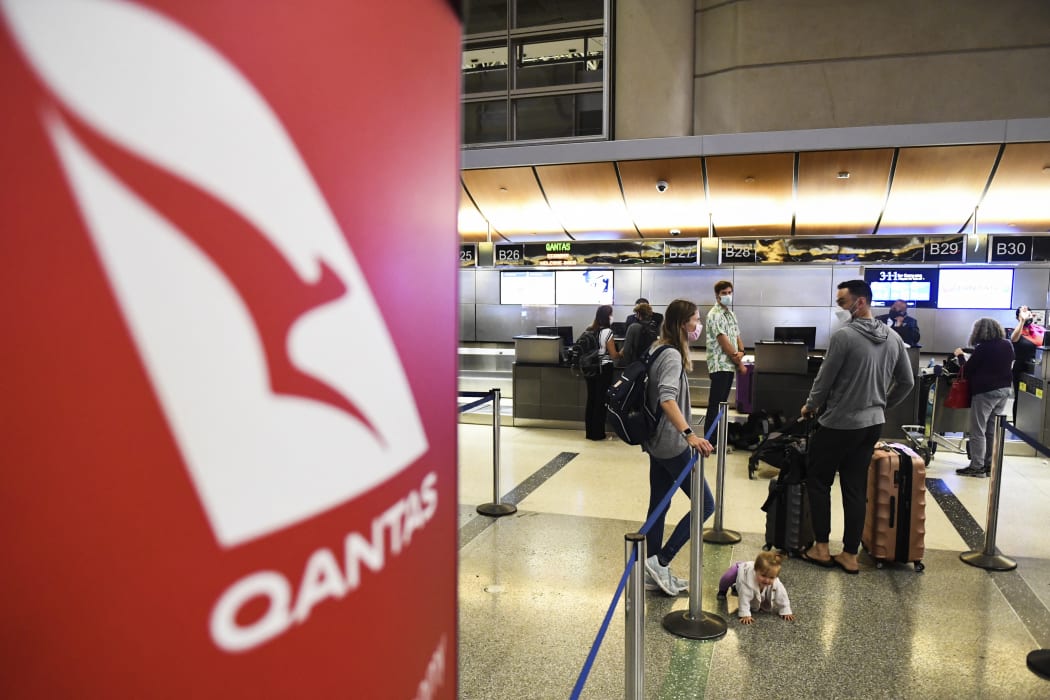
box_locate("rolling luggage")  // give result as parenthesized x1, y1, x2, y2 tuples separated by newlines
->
(760, 445, 814, 555)
(735, 362, 754, 413)
(862, 442, 926, 571)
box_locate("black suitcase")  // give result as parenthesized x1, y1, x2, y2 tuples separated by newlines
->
(762, 479, 815, 555)
(757, 417, 814, 555)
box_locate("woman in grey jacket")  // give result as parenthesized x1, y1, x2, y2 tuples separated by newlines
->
(642, 299, 716, 596)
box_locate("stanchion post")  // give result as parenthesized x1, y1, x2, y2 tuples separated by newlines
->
(624, 533, 645, 700)
(661, 452, 727, 641)
(960, 414, 1016, 571)
(477, 388, 517, 517)
(704, 402, 741, 544)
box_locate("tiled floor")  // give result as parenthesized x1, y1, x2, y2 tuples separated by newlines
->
(457, 418, 1050, 699)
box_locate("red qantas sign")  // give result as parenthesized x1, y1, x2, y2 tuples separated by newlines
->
(0, 1, 460, 697)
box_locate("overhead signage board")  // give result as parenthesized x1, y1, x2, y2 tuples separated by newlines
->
(753, 237, 925, 264)
(923, 236, 965, 263)
(460, 243, 477, 267)
(720, 239, 755, 264)
(494, 240, 694, 266)
(989, 235, 1034, 262)
(664, 239, 699, 265)
(1, 2, 459, 697)
(1030, 237, 1050, 263)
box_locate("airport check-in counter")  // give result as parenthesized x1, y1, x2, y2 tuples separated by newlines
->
(1015, 346, 1047, 451)
(512, 335, 585, 422)
(751, 341, 814, 419)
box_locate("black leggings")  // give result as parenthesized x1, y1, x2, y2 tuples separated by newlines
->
(806, 423, 882, 554)
(584, 363, 614, 439)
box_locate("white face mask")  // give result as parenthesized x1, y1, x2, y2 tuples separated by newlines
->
(687, 324, 702, 341)
(720, 294, 732, 306)
(834, 308, 852, 324)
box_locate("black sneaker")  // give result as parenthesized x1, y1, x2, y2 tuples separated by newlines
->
(956, 466, 989, 478)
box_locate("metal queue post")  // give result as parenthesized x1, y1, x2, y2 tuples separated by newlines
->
(624, 533, 646, 700)
(960, 414, 1016, 570)
(661, 412, 728, 641)
(703, 401, 742, 545)
(476, 388, 517, 517)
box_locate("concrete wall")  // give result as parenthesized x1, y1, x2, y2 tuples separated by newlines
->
(693, 0, 1050, 134)
(614, 0, 695, 139)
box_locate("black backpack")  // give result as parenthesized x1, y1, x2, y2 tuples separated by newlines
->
(568, 329, 602, 378)
(747, 417, 813, 479)
(730, 409, 785, 450)
(606, 345, 675, 445)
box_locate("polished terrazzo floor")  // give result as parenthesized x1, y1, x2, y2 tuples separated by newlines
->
(457, 418, 1050, 699)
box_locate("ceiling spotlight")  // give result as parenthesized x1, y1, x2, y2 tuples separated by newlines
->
(669, 229, 681, 237)
(743, 176, 755, 184)
(1043, 165, 1050, 174)
(498, 186, 508, 192)
(837, 171, 851, 179)
(656, 180, 669, 193)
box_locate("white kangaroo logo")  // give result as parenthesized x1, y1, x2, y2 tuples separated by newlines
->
(2, 0, 428, 547)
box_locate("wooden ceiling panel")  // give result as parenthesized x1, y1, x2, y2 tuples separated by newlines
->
(879, 145, 999, 234)
(705, 152, 793, 237)
(618, 158, 708, 237)
(977, 142, 1050, 233)
(796, 149, 893, 237)
(534, 162, 637, 236)
(461, 167, 566, 235)
(458, 183, 491, 241)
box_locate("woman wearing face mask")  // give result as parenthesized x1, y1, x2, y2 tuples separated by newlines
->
(1010, 306, 1045, 424)
(641, 299, 716, 595)
(704, 280, 746, 448)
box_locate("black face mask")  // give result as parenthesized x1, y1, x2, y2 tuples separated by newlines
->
(889, 309, 905, 319)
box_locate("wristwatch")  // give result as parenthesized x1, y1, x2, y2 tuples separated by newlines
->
(681, 428, 694, 438)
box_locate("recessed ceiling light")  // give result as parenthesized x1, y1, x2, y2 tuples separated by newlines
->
(744, 176, 755, 184)
(498, 187, 508, 192)
(1043, 165, 1050, 174)
(837, 171, 851, 179)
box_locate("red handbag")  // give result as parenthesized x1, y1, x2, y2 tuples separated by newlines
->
(944, 366, 971, 409)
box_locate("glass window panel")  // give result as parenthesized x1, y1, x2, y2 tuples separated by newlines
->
(463, 46, 509, 94)
(514, 93, 602, 141)
(515, 35, 602, 89)
(465, 0, 507, 34)
(515, 0, 603, 28)
(464, 100, 509, 144)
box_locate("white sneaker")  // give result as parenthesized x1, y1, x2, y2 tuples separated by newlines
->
(643, 569, 687, 593)
(645, 555, 677, 595)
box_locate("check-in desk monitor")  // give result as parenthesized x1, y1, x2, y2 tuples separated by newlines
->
(752, 341, 812, 418)
(536, 325, 574, 348)
(773, 326, 817, 352)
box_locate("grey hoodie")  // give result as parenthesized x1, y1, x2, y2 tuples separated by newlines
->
(804, 317, 915, 430)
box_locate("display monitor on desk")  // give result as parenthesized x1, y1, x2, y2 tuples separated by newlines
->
(536, 325, 574, 348)
(773, 326, 817, 352)
(610, 321, 627, 337)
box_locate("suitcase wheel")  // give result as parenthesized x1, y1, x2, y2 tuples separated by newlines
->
(914, 561, 925, 572)
(875, 560, 884, 569)
(762, 543, 772, 551)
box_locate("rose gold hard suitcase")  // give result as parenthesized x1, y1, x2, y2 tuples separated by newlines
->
(862, 442, 926, 571)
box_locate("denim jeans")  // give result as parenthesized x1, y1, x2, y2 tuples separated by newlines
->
(968, 387, 1011, 470)
(645, 447, 716, 564)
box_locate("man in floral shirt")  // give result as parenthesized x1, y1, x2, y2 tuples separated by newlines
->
(704, 280, 746, 444)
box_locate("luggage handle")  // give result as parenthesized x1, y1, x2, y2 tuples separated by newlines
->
(888, 496, 896, 529)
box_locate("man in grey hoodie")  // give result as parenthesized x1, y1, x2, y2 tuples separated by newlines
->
(799, 280, 915, 574)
